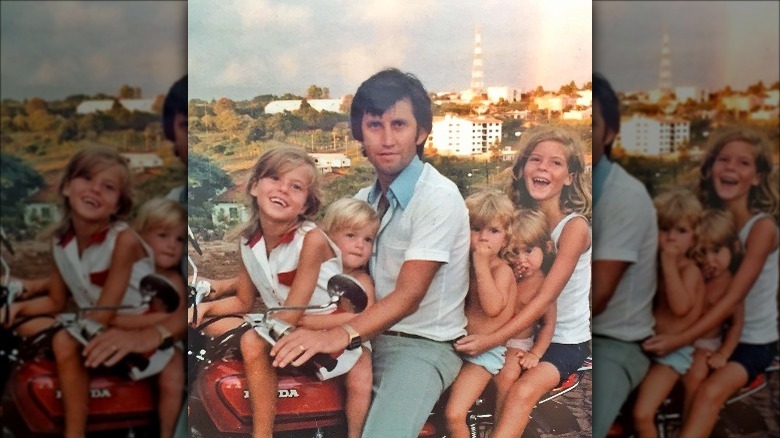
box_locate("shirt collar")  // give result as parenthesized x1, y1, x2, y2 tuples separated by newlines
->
(58, 225, 110, 248)
(367, 155, 424, 209)
(592, 155, 612, 207)
(245, 224, 298, 248)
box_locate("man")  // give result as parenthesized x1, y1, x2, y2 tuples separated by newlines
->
(272, 68, 470, 437)
(591, 72, 658, 438)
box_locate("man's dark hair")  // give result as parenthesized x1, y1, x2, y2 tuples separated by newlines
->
(163, 75, 187, 142)
(593, 72, 620, 157)
(350, 68, 432, 158)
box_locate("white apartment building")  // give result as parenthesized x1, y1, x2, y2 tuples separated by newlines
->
(428, 114, 502, 156)
(722, 94, 762, 112)
(618, 114, 690, 156)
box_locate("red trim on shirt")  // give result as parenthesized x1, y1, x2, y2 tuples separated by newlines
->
(90, 269, 109, 287)
(277, 269, 297, 287)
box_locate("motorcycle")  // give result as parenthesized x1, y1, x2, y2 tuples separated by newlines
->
(187, 229, 592, 437)
(607, 353, 780, 437)
(0, 228, 181, 437)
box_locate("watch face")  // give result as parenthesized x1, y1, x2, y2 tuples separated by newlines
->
(347, 337, 362, 350)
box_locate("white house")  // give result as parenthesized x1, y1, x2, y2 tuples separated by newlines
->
(308, 153, 351, 169)
(562, 107, 592, 120)
(264, 98, 345, 114)
(674, 86, 708, 103)
(24, 203, 60, 228)
(119, 99, 156, 113)
(722, 94, 762, 112)
(487, 87, 520, 104)
(120, 153, 163, 172)
(76, 99, 157, 114)
(76, 100, 115, 114)
(428, 114, 502, 156)
(211, 202, 250, 226)
(534, 94, 576, 112)
(618, 114, 690, 156)
(575, 90, 592, 107)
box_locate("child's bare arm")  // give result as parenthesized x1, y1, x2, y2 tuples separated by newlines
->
(659, 250, 701, 317)
(87, 229, 146, 324)
(3, 268, 67, 326)
(193, 257, 255, 326)
(530, 301, 556, 359)
(275, 230, 334, 326)
(472, 245, 513, 317)
(709, 303, 744, 369)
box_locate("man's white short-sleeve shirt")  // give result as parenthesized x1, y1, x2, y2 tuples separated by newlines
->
(355, 156, 469, 341)
(592, 163, 657, 341)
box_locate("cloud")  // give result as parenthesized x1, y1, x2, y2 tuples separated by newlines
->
(50, 1, 124, 32)
(346, 0, 437, 26)
(86, 53, 113, 80)
(216, 57, 270, 87)
(237, 0, 313, 29)
(31, 59, 77, 85)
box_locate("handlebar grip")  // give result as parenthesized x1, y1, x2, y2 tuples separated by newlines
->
(124, 352, 149, 371)
(310, 352, 337, 371)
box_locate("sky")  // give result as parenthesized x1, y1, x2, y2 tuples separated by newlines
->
(594, 1, 779, 93)
(0, 1, 187, 101)
(188, 0, 592, 101)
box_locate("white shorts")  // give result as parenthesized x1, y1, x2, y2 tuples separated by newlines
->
(506, 336, 534, 351)
(694, 337, 723, 352)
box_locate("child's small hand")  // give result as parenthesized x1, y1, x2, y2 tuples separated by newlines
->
(517, 350, 539, 369)
(660, 243, 684, 264)
(471, 242, 494, 265)
(707, 352, 727, 369)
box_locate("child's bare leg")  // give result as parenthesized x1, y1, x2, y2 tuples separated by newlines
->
(344, 349, 372, 438)
(241, 330, 277, 438)
(157, 350, 184, 438)
(681, 349, 710, 421)
(493, 349, 522, 419)
(445, 362, 493, 438)
(53, 329, 89, 438)
(680, 362, 747, 438)
(490, 362, 559, 438)
(632, 364, 680, 438)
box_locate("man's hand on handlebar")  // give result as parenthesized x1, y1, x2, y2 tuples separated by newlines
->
(270, 327, 349, 368)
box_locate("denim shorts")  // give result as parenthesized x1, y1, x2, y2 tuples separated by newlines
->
(541, 341, 591, 384)
(729, 341, 778, 382)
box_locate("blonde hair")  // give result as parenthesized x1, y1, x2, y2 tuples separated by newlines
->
(320, 198, 379, 235)
(54, 146, 133, 238)
(133, 197, 186, 234)
(694, 209, 743, 273)
(698, 126, 779, 217)
(465, 189, 516, 232)
(509, 125, 591, 220)
(243, 147, 321, 237)
(653, 189, 703, 231)
(504, 208, 555, 274)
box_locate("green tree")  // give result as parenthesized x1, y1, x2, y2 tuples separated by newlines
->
(0, 153, 46, 231)
(188, 153, 234, 207)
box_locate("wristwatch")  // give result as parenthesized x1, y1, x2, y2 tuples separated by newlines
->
(154, 324, 174, 350)
(342, 323, 362, 350)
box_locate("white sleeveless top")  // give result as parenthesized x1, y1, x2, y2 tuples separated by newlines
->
(550, 212, 592, 344)
(738, 213, 779, 343)
(240, 221, 342, 314)
(52, 221, 154, 315)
